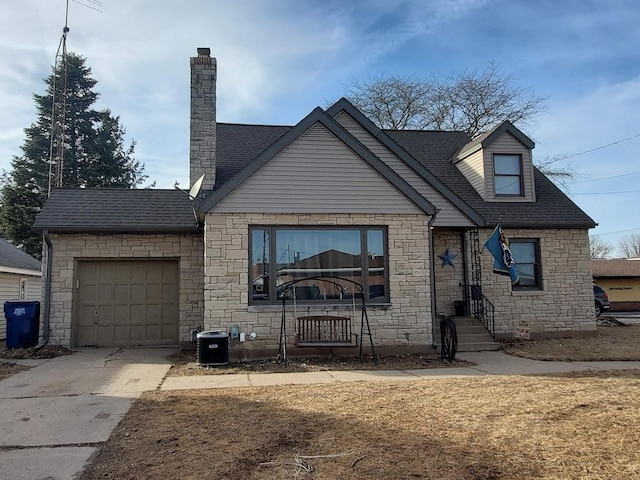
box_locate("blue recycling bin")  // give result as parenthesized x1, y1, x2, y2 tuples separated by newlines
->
(4, 301, 40, 349)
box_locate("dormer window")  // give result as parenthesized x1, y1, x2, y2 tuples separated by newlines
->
(494, 154, 523, 196)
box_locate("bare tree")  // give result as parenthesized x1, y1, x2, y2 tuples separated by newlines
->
(590, 235, 614, 259)
(346, 75, 435, 130)
(534, 154, 576, 189)
(345, 64, 545, 138)
(620, 233, 640, 258)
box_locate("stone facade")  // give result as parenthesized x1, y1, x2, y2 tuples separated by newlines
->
(432, 229, 466, 316)
(204, 212, 432, 358)
(190, 49, 216, 191)
(45, 233, 204, 346)
(480, 227, 595, 338)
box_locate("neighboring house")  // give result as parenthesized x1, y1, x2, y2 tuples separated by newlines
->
(592, 258, 640, 311)
(0, 238, 42, 340)
(33, 48, 597, 356)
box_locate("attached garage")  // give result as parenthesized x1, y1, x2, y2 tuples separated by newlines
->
(75, 259, 179, 347)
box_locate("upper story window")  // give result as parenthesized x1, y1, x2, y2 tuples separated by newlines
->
(250, 226, 388, 304)
(510, 239, 542, 290)
(494, 154, 523, 196)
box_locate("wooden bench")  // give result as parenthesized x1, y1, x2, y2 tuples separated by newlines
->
(296, 315, 354, 347)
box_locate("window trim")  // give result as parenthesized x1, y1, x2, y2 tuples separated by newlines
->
(510, 238, 542, 291)
(249, 225, 389, 305)
(493, 153, 524, 197)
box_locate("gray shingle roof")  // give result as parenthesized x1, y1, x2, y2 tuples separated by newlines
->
(33, 189, 200, 233)
(386, 130, 596, 228)
(0, 237, 41, 272)
(216, 123, 291, 187)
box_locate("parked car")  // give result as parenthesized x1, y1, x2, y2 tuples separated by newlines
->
(593, 284, 610, 316)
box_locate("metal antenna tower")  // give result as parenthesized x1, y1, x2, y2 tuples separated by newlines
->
(48, 0, 71, 196)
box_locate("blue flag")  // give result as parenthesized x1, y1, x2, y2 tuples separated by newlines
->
(484, 223, 520, 286)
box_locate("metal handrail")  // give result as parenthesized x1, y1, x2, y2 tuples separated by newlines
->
(467, 285, 496, 339)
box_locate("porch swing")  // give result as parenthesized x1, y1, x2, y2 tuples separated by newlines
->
(277, 276, 377, 364)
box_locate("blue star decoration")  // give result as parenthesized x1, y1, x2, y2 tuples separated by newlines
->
(439, 249, 457, 268)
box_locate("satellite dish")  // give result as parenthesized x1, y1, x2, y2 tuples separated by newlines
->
(188, 174, 205, 200)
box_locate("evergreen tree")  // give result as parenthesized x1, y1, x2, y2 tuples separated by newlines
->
(0, 53, 146, 257)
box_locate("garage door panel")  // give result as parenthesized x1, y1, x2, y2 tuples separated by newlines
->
(130, 284, 146, 301)
(97, 264, 115, 282)
(130, 304, 145, 322)
(147, 263, 163, 279)
(161, 324, 176, 341)
(146, 304, 161, 322)
(130, 325, 144, 342)
(115, 284, 129, 302)
(97, 325, 113, 344)
(146, 284, 162, 303)
(76, 260, 179, 347)
(145, 325, 161, 342)
(98, 285, 115, 303)
(113, 305, 131, 324)
(114, 325, 130, 343)
(98, 305, 114, 323)
(162, 284, 177, 302)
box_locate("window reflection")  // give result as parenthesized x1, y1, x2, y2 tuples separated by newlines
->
(251, 227, 387, 303)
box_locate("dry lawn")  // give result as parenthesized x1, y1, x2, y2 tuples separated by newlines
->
(81, 371, 640, 480)
(504, 323, 640, 361)
(81, 323, 640, 480)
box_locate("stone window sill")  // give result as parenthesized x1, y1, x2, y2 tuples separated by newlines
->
(248, 303, 391, 313)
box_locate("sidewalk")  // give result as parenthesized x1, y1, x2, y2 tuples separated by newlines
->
(0, 347, 175, 480)
(160, 350, 640, 391)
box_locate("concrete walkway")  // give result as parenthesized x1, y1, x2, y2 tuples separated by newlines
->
(160, 350, 640, 391)
(0, 347, 176, 480)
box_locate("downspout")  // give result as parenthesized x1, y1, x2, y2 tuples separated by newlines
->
(428, 213, 438, 349)
(38, 230, 53, 347)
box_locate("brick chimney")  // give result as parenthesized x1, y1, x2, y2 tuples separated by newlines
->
(190, 47, 216, 192)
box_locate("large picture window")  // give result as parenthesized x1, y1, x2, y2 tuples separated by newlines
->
(510, 239, 541, 289)
(494, 154, 523, 196)
(250, 227, 388, 304)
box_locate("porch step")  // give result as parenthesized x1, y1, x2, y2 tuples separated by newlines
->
(434, 316, 500, 352)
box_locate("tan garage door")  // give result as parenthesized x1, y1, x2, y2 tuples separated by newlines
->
(76, 260, 179, 346)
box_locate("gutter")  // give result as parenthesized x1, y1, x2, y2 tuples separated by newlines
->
(37, 230, 53, 347)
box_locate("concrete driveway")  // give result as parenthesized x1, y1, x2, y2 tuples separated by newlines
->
(0, 347, 176, 480)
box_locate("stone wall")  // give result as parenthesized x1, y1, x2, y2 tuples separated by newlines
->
(45, 233, 204, 345)
(432, 230, 465, 316)
(204, 213, 432, 358)
(479, 228, 596, 338)
(190, 50, 216, 190)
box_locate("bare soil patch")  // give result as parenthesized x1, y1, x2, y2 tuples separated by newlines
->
(504, 322, 640, 361)
(168, 351, 472, 376)
(0, 362, 30, 380)
(0, 345, 73, 360)
(0, 345, 73, 380)
(81, 371, 640, 480)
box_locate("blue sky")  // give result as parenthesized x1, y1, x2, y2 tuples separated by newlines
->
(1, 0, 639, 256)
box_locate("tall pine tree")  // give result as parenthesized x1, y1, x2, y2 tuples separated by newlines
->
(0, 53, 146, 257)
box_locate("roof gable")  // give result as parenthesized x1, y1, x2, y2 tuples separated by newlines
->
(457, 120, 535, 159)
(199, 107, 436, 215)
(327, 98, 486, 226)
